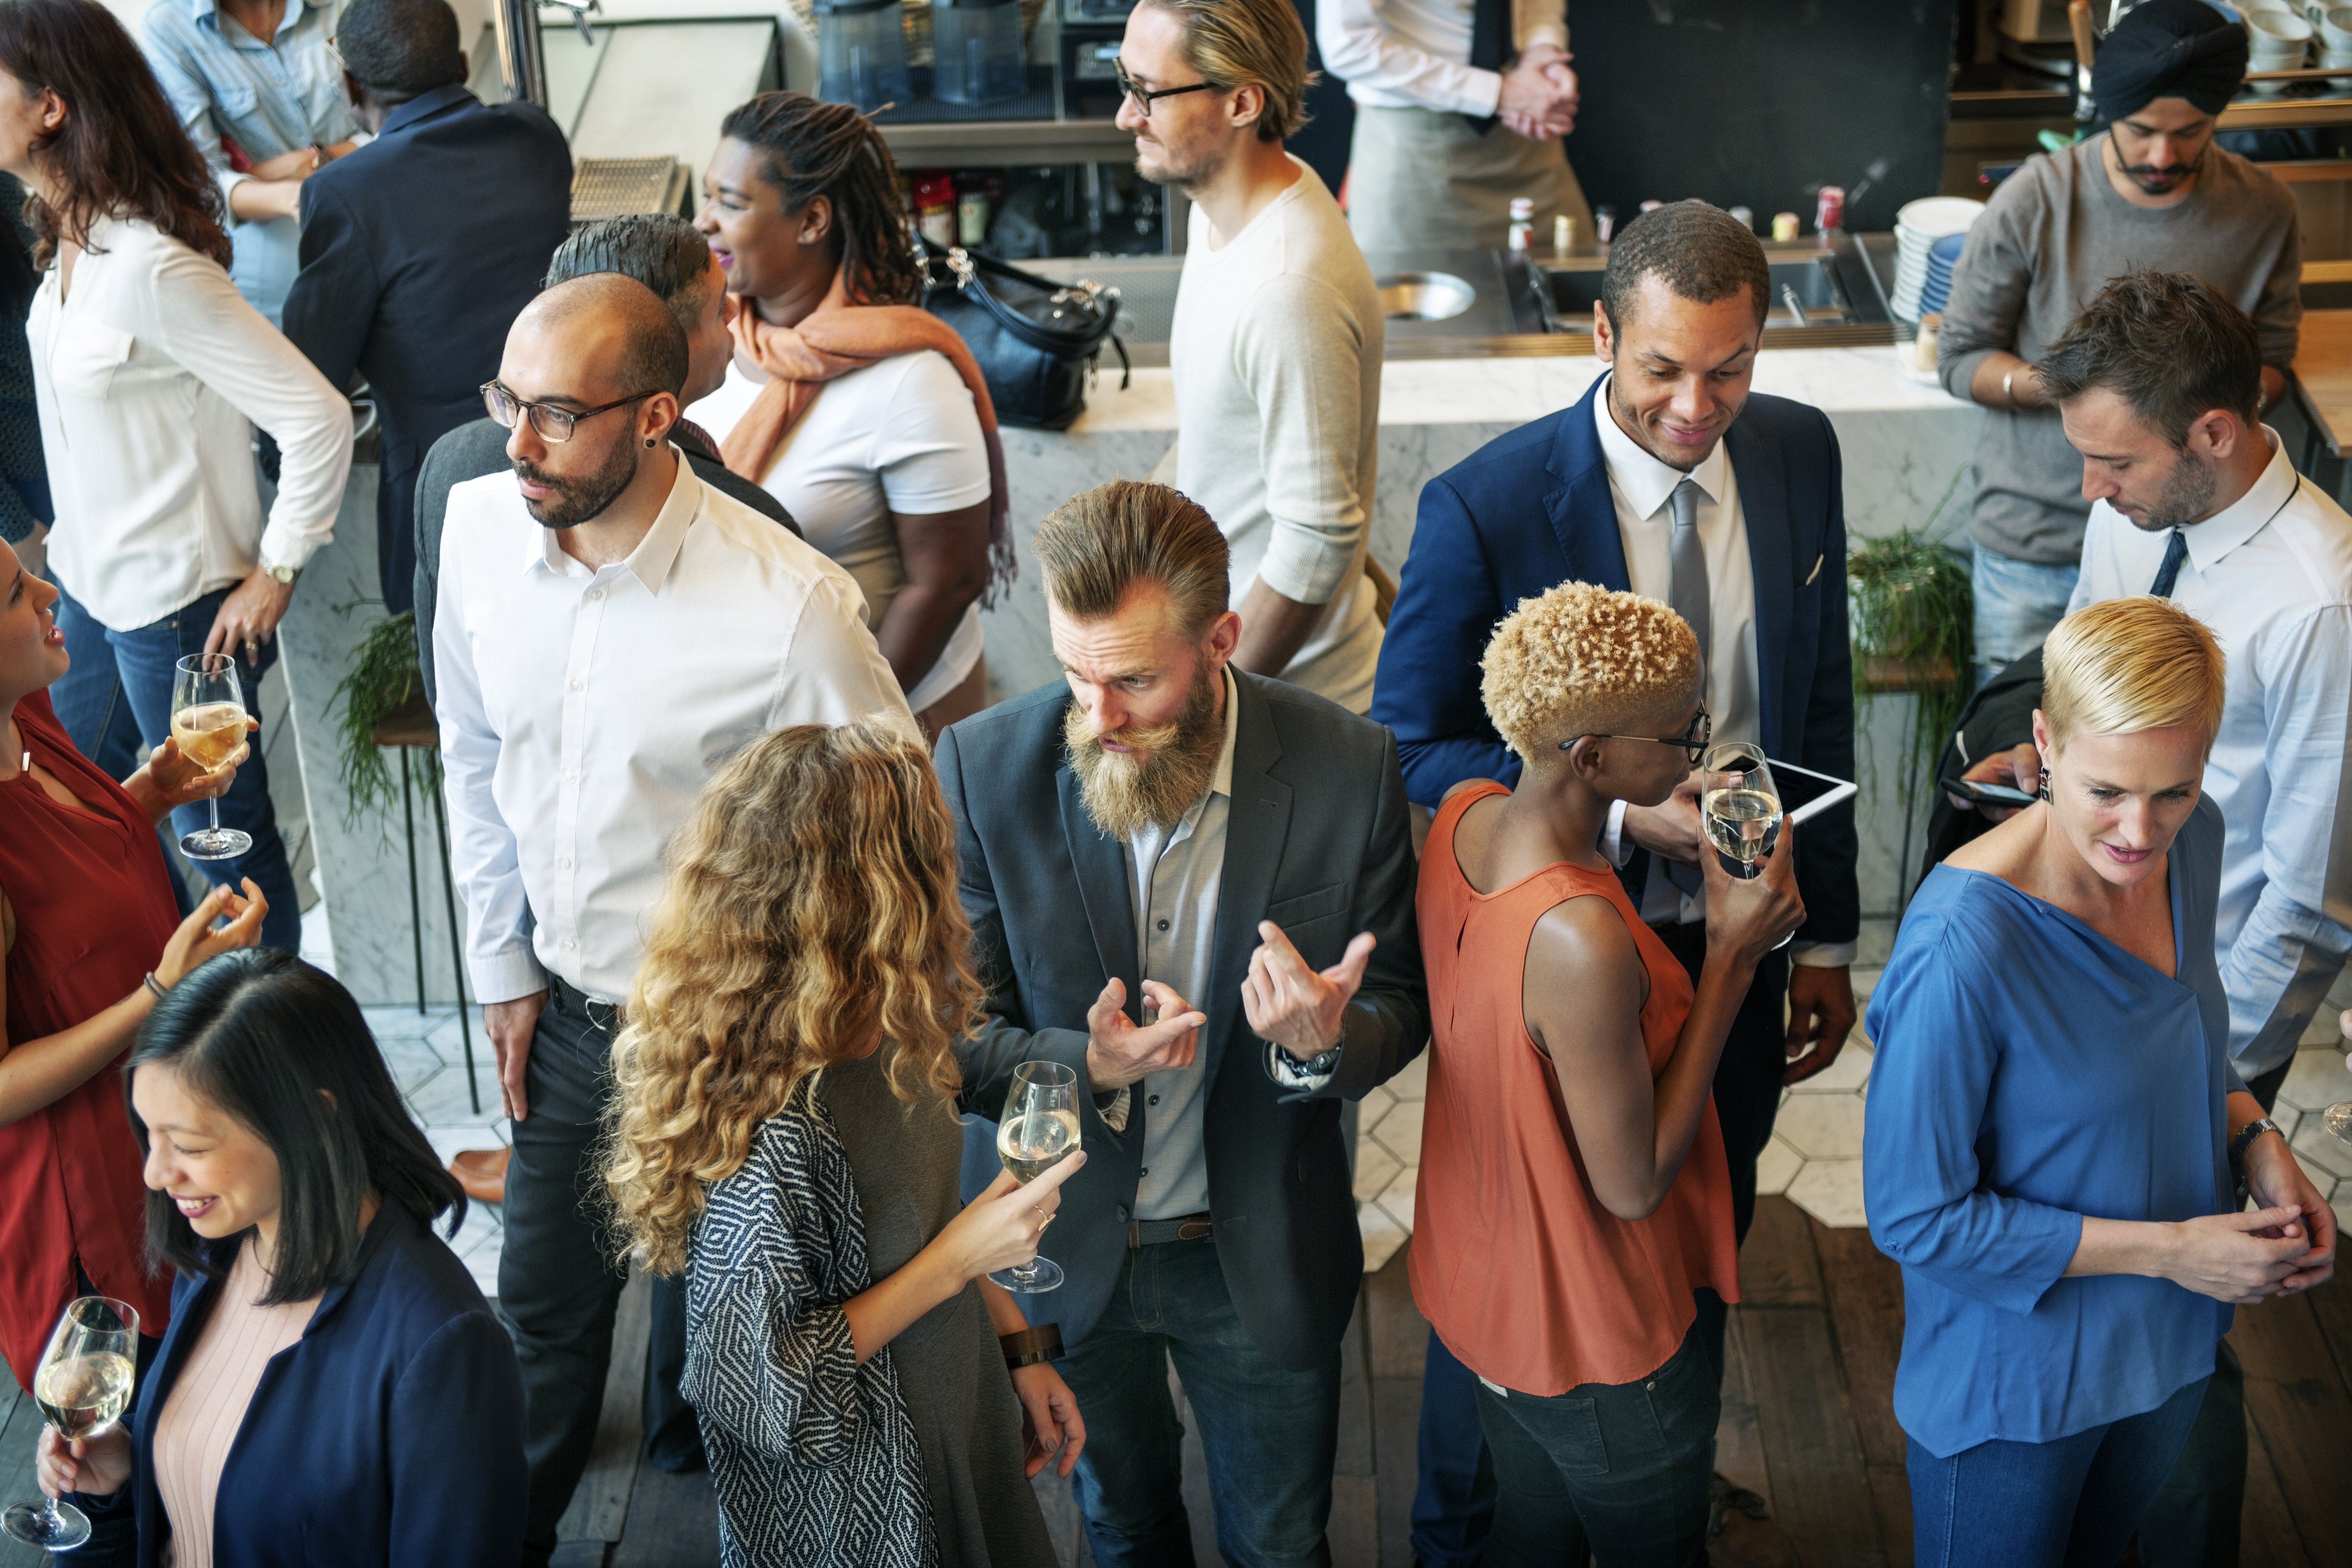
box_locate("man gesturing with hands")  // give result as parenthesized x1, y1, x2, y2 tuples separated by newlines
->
(936, 480, 1427, 1568)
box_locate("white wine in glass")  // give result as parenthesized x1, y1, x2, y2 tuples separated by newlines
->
(2, 1296, 140, 1551)
(992, 1060, 1080, 1295)
(1700, 742, 1793, 953)
(170, 653, 251, 861)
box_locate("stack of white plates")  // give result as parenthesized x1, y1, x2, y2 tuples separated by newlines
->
(1890, 197, 1984, 320)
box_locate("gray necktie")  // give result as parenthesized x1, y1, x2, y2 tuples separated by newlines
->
(1664, 478, 1710, 896)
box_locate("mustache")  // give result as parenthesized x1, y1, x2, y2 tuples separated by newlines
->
(1090, 713, 1187, 755)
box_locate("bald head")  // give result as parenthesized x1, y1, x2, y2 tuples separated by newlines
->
(513, 273, 691, 403)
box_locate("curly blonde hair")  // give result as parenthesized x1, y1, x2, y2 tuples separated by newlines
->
(604, 718, 984, 1276)
(1481, 581, 1703, 758)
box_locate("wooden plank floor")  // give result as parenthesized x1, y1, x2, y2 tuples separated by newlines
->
(8, 1199, 2349, 1566)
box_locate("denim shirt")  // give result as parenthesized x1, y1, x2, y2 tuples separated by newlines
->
(140, 0, 354, 325)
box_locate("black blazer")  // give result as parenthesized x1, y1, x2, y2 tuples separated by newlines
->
(1370, 377, 1861, 949)
(73, 1205, 526, 1568)
(935, 672, 1429, 1370)
(282, 84, 572, 616)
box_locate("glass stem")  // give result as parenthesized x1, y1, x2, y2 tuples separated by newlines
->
(207, 795, 222, 838)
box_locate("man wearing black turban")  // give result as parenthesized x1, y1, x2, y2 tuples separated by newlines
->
(2093, 0, 2250, 124)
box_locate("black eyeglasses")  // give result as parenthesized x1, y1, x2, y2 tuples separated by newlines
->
(1561, 709, 1713, 763)
(1113, 61, 1220, 117)
(481, 382, 659, 443)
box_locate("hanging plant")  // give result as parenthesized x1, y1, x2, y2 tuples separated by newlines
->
(329, 608, 427, 827)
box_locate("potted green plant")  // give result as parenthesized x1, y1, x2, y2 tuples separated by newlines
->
(328, 608, 428, 827)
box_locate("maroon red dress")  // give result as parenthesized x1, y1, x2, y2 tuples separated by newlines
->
(0, 689, 177, 1389)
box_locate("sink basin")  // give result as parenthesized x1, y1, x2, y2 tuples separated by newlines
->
(1377, 271, 1476, 322)
(1532, 255, 1862, 333)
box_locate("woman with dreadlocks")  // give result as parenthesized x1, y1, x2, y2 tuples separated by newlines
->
(695, 93, 1009, 740)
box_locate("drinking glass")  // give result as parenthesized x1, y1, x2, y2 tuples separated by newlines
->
(1700, 742, 1793, 951)
(170, 653, 251, 861)
(2326, 1100, 2352, 1147)
(2, 1296, 140, 1551)
(991, 1060, 1080, 1294)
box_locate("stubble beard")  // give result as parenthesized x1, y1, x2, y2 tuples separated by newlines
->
(1064, 662, 1224, 840)
(2136, 446, 2218, 532)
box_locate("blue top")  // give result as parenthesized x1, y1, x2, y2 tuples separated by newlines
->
(141, 0, 354, 325)
(1862, 795, 2238, 1458)
(72, 1204, 526, 1568)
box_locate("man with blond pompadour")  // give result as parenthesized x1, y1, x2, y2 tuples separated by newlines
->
(1482, 581, 1703, 760)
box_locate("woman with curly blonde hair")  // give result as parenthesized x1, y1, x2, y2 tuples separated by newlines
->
(605, 717, 1085, 1568)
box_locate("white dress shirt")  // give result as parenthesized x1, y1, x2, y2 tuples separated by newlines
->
(434, 454, 912, 1005)
(31, 214, 352, 633)
(2069, 430, 2352, 1078)
(1589, 379, 1852, 968)
(1317, 0, 1567, 115)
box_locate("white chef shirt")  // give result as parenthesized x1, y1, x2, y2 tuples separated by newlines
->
(434, 453, 913, 1005)
(1589, 377, 1852, 968)
(2069, 430, 2352, 1077)
(1316, 0, 1568, 115)
(32, 214, 352, 632)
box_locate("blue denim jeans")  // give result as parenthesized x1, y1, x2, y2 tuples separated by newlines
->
(1057, 1234, 1342, 1568)
(1970, 545, 2080, 691)
(1907, 1375, 2208, 1568)
(1410, 1331, 1495, 1568)
(1471, 1292, 1725, 1568)
(48, 581, 302, 952)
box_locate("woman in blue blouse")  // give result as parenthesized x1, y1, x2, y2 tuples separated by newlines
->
(1864, 595, 2335, 1568)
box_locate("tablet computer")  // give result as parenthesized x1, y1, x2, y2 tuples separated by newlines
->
(1768, 759, 1858, 826)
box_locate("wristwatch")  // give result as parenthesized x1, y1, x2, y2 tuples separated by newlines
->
(2227, 1116, 2283, 1174)
(264, 562, 300, 587)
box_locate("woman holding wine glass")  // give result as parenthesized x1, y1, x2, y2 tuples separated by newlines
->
(605, 718, 1085, 1567)
(0, 533, 265, 1408)
(1409, 582, 1803, 1566)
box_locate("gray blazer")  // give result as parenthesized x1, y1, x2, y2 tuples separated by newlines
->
(935, 670, 1428, 1370)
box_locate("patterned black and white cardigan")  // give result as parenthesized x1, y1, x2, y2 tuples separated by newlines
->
(682, 1071, 940, 1568)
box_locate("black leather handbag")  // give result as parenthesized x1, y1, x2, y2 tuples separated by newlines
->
(919, 240, 1129, 431)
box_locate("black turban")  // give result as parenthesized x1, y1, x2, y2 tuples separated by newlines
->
(2093, 0, 2249, 121)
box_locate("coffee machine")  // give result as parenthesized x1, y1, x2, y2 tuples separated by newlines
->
(1057, 0, 1140, 117)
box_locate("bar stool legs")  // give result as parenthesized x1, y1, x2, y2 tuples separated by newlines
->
(393, 746, 480, 1115)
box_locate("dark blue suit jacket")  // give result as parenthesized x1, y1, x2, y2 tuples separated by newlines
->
(936, 672, 1429, 1369)
(74, 1205, 526, 1568)
(282, 84, 571, 614)
(1371, 378, 1860, 948)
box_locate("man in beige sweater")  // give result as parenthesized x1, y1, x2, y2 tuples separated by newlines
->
(1118, 0, 1387, 713)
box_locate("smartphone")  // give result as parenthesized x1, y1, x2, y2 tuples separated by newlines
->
(1941, 776, 2036, 808)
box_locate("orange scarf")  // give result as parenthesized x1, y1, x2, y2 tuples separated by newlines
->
(720, 270, 1013, 597)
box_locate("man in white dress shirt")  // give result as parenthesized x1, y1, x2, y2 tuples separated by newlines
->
(1965, 269, 2351, 1568)
(1317, 0, 1589, 251)
(434, 274, 908, 1568)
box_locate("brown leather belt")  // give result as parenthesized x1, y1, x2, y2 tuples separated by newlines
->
(1128, 1212, 1214, 1247)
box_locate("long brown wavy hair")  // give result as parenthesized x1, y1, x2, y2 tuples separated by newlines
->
(0, 0, 232, 270)
(604, 718, 984, 1276)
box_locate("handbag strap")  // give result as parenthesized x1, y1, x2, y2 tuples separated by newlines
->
(921, 238, 1124, 358)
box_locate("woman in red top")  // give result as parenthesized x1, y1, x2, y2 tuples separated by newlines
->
(0, 538, 267, 1387)
(1411, 581, 1802, 1568)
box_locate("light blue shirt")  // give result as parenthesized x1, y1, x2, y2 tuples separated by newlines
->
(1863, 796, 2236, 1458)
(141, 0, 354, 326)
(2070, 430, 2352, 1078)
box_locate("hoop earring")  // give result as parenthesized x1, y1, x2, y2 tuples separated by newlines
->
(2037, 768, 2052, 803)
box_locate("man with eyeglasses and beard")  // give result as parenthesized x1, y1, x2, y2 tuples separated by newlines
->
(432, 272, 908, 1568)
(935, 479, 1427, 1565)
(1937, 0, 2300, 690)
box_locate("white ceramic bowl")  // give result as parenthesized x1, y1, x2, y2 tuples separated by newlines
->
(2247, 8, 2314, 41)
(2322, 5, 2352, 47)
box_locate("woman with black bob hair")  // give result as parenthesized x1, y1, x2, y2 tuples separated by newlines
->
(33, 948, 527, 1568)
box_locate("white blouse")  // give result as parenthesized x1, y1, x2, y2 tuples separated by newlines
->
(30, 214, 352, 632)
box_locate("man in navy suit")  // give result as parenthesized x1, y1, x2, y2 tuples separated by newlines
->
(281, 0, 571, 615)
(1372, 200, 1858, 1566)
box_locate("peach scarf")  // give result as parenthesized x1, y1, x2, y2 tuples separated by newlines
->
(719, 270, 1013, 595)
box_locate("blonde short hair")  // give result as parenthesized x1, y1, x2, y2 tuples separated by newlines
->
(2042, 595, 2226, 755)
(1481, 581, 1702, 759)
(1034, 480, 1230, 639)
(1141, 0, 1314, 142)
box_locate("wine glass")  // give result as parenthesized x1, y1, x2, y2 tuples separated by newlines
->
(170, 653, 251, 861)
(991, 1060, 1080, 1294)
(1700, 742, 1793, 951)
(2, 1296, 140, 1551)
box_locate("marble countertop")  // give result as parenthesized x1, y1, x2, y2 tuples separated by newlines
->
(1069, 343, 1973, 434)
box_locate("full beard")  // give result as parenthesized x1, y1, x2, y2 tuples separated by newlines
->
(1064, 664, 1224, 840)
(514, 436, 639, 530)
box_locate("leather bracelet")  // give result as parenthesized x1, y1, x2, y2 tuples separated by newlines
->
(1000, 1324, 1063, 1370)
(143, 973, 170, 1004)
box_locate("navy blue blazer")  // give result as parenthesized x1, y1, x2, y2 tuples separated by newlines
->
(282, 83, 571, 615)
(74, 1204, 526, 1568)
(937, 672, 1429, 1370)
(1370, 378, 1860, 948)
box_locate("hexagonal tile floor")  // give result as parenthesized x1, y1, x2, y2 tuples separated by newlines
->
(366, 1003, 505, 1299)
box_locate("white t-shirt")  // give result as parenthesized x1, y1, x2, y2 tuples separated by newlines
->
(690, 347, 992, 710)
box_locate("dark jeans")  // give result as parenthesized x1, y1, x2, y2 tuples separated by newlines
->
(1059, 1234, 1342, 1568)
(501, 978, 630, 1568)
(48, 580, 301, 952)
(1908, 1376, 2209, 1568)
(1472, 1292, 1727, 1568)
(1409, 1332, 1496, 1568)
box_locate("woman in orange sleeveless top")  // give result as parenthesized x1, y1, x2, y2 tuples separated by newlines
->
(1410, 581, 1803, 1567)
